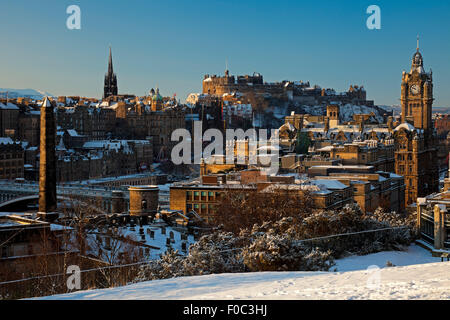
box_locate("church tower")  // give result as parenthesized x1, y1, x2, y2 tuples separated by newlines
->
(395, 38, 439, 205)
(103, 47, 118, 99)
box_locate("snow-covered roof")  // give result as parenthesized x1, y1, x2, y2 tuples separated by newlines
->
(82, 140, 133, 154)
(312, 179, 349, 190)
(0, 137, 14, 145)
(394, 123, 416, 132)
(67, 129, 80, 137)
(0, 102, 19, 110)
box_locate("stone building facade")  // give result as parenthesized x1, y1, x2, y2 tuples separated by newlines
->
(0, 101, 20, 139)
(0, 138, 24, 180)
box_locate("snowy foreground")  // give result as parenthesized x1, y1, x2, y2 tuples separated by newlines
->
(37, 245, 449, 300)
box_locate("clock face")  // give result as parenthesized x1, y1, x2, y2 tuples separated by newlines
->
(410, 84, 420, 95)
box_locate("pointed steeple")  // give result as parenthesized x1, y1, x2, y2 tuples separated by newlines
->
(104, 46, 118, 99)
(108, 46, 114, 76)
(411, 36, 424, 70)
(42, 96, 52, 108)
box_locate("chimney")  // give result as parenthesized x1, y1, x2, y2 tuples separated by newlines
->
(38, 97, 58, 221)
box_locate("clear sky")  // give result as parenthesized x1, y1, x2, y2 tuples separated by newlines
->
(1, 0, 449, 107)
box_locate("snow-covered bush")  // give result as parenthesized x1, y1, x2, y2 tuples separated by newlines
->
(241, 233, 334, 272)
(134, 205, 417, 283)
(182, 232, 248, 276)
(135, 249, 185, 281)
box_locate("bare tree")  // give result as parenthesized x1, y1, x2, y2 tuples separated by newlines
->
(213, 186, 314, 234)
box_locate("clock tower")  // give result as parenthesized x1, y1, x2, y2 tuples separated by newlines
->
(400, 37, 433, 131)
(395, 38, 439, 205)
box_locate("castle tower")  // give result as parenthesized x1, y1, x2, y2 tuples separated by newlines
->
(103, 47, 118, 99)
(38, 97, 57, 220)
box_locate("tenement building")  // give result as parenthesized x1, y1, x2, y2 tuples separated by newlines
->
(0, 137, 24, 180)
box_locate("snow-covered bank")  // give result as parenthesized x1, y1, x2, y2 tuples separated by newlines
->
(334, 244, 442, 272)
(36, 262, 449, 300)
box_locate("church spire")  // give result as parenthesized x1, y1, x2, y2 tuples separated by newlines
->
(417, 34, 420, 52)
(108, 46, 114, 75)
(104, 46, 118, 99)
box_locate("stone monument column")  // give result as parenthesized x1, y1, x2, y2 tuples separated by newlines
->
(38, 97, 58, 221)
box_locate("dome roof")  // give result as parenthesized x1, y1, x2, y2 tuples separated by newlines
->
(152, 88, 163, 101)
(152, 93, 163, 101)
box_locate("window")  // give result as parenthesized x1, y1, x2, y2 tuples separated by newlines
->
(186, 191, 192, 201)
(194, 191, 200, 201)
(201, 191, 207, 201)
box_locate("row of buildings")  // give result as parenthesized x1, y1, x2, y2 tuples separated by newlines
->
(168, 44, 446, 224)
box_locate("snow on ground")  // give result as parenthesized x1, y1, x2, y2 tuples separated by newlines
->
(119, 223, 196, 259)
(36, 245, 450, 300)
(334, 244, 442, 272)
(36, 262, 450, 300)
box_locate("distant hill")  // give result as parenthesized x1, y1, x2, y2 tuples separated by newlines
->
(0, 88, 54, 100)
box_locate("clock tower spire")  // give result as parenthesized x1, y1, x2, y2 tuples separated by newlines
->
(400, 38, 433, 131)
(395, 38, 438, 205)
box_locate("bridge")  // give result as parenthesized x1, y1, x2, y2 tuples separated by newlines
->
(0, 180, 170, 213)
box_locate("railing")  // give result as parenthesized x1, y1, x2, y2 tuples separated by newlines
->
(0, 260, 146, 300)
(0, 226, 413, 300)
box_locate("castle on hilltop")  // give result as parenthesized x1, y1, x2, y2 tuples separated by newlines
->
(201, 70, 372, 106)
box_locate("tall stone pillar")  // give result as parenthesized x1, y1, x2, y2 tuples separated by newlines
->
(433, 204, 446, 250)
(38, 97, 58, 221)
(416, 198, 427, 230)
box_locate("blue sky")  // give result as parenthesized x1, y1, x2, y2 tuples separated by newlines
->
(1, 0, 449, 106)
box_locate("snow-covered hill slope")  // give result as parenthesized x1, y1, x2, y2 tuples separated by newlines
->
(0, 88, 54, 100)
(37, 247, 449, 300)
